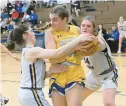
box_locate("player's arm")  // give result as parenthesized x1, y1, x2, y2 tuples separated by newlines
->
(49, 55, 67, 65)
(97, 35, 106, 51)
(44, 64, 68, 78)
(25, 35, 87, 62)
(25, 34, 96, 62)
(0, 43, 19, 61)
(1, 43, 12, 56)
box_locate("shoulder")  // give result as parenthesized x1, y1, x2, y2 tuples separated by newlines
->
(45, 28, 51, 33)
(25, 47, 43, 60)
(45, 28, 56, 48)
(25, 47, 43, 54)
(45, 28, 53, 35)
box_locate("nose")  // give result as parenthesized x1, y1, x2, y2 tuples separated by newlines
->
(82, 26, 87, 30)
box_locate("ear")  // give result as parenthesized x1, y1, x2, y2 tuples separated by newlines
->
(23, 33, 28, 40)
(64, 17, 68, 23)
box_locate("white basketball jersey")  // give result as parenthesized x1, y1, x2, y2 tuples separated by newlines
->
(118, 21, 126, 31)
(20, 48, 46, 89)
(84, 35, 116, 75)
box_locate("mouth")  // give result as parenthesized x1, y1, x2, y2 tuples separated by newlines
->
(51, 24, 55, 27)
(82, 30, 87, 33)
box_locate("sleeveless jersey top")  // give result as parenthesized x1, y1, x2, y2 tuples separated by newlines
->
(20, 48, 46, 89)
(118, 21, 126, 31)
(51, 25, 85, 76)
(52, 25, 82, 66)
(84, 35, 116, 75)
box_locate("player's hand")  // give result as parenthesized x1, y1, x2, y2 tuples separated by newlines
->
(48, 64, 68, 74)
(78, 33, 95, 43)
(12, 56, 20, 61)
(76, 36, 99, 57)
(76, 34, 99, 51)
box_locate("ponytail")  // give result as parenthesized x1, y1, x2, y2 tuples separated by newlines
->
(6, 30, 15, 50)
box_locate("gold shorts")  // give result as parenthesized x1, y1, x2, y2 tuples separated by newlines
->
(49, 66, 86, 96)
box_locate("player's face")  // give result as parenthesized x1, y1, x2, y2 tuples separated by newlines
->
(81, 20, 94, 34)
(25, 28, 36, 44)
(49, 14, 67, 31)
(119, 17, 124, 22)
(98, 24, 102, 29)
(112, 26, 116, 31)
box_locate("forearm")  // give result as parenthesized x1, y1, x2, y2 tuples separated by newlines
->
(55, 37, 80, 58)
(7, 50, 15, 58)
(49, 38, 82, 64)
(49, 55, 67, 65)
(1, 44, 14, 57)
(44, 64, 67, 79)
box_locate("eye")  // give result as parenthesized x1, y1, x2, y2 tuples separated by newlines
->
(52, 19, 57, 22)
(87, 25, 91, 28)
(81, 24, 85, 27)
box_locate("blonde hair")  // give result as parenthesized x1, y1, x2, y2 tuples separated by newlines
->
(119, 16, 124, 21)
(82, 16, 98, 36)
(50, 5, 69, 22)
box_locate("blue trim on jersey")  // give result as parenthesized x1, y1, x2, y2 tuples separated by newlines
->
(29, 64, 33, 88)
(112, 68, 118, 86)
(49, 78, 85, 96)
(29, 63, 37, 88)
(32, 89, 43, 106)
(49, 82, 65, 96)
(65, 81, 85, 91)
(33, 63, 37, 88)
(65, 82, 75, 89)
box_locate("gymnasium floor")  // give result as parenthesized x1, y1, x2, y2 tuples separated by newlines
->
(1, 53, 126, 106)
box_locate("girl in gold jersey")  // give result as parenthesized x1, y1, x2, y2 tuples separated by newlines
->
(45, 5, 99, 106)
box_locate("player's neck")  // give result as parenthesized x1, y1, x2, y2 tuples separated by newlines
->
(26, 43, 34, 48)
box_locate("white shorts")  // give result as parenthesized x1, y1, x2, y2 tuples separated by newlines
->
(119, 31, 126, 38)
(19, 88, 50, 106)
(85, 68, 118, 91)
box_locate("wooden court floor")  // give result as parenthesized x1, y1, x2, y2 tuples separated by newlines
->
(0, 53, 126, 106)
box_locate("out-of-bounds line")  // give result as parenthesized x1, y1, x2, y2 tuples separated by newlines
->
(1, 80, 20, 83)
(1, 72, 20, 74)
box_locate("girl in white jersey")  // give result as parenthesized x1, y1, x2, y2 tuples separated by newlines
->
(117, 16, 126, 53)
(80, 16, 118, 106)
(8, 24, 97, 106)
